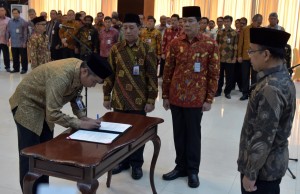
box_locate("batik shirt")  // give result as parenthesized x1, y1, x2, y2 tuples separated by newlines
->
(28, 33, 51, 69)
(76, 25, 99, 56)
(140, 27, 162, 57)
(237, 64, 296, 181)
(9, 58, 86, 136)
(103, 39, 158, 110)
(162, 33, 220, 107)
(216, 27, 238, 63)
(162, 26, 182, 55)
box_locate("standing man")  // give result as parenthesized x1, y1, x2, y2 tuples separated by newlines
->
(10, 54, 112, 194)
(238, 14, 263, 100)
(59, 9, 81, 59)
(28, 8, 36, 36)
(237, 28, 294, 194)
(162, 6, 219, 188)
(76, 15, 99, 60)
(28, 16, 51, 69)
(0, 6, 11, 72)
(216, 16, 224, 32)
(103, 13, 158, 180)
(140, 16, 162, 63)
(46, 10, 61, 60)
(215, 15, 238, 99)
(7, 8, 28, 74)
(99, 16, 119, 60)
(267, 12, 285, 31)
(161, 14, 182, 77)
(199, 17, 214, 38)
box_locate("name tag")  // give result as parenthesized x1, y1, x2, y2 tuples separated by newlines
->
(227, 38, 231, 43)
(88, 35, 91, 41)
(194, 62, 201, 72)
(76, 97, 85, 110)
(133, 65, 140, 75)
(107, 39, 111, 44)
(52, 30, 55, 35)
(147, 38, 151, 44)
(16, 28, 20, 33)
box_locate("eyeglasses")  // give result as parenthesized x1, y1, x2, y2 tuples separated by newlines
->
(247, 49, 264, 56)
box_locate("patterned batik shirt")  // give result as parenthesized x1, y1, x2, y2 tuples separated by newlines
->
(237, 64, 296, 181)
(9, 58, 86, 136)
(216, 28, 238, 63)
(162, 33, 220, 107)
(103, 39, 158, 111)
(140, 27, 162, 57)
(28, 33, 51, 69)
(162, 26, 183, 55)
(59, 20, 81, 49)
(99, 27, 119, 58)
(76, 25, 99, 56)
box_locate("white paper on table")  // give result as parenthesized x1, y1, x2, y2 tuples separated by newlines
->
(67, 130, 119, 144)
(99, 122, 132, 133)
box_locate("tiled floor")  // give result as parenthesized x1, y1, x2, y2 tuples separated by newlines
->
(1, 67, 300, 194)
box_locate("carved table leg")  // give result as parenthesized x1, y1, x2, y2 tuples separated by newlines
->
(106, 170, 112, 188)
(150, 135, 161, 194)
(23, 172, 42, 194)
(77, 179, 99, 194)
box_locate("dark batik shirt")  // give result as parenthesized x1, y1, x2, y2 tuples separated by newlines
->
(237, 64, 296, 181)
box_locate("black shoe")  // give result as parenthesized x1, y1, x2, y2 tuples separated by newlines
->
(225, 94, 231, 99)
(5, 68, 10, 72)
(112, 163, 130, 175)
(20, 70, 27, 74)
(239, 95, 248, 101)
(10, 70, 19, 73)
(162, 169, 188, 181)
(188, 174, 200, 188)
(214, 93, 221, 97)
(131, 167, 143, 180)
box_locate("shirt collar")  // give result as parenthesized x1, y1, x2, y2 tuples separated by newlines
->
(256, 64, 286, 82)
(180, 33, 202, 42)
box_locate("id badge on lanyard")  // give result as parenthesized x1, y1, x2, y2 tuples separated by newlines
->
(194, 53, 201, 73)
(133, 57, 140, 75)
(76, 95, 85, 110)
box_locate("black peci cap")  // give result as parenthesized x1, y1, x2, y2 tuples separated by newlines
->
(182, 6, 201, 18)
(250, 28, 290, 48)
(86, 53, 112, 79)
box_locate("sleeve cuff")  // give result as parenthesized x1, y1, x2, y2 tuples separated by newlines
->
(147, 98, 155, 105)
(104, 95, 111, 101)
(244, 170, 258, 181)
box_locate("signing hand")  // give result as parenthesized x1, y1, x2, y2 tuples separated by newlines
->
(79, 118, 101, 129)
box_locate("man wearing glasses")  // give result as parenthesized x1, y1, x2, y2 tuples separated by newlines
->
(238, 28, 295, 194)
(28, 16, 51, 69)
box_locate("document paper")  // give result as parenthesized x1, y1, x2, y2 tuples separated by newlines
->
(67, 122, 132, 144)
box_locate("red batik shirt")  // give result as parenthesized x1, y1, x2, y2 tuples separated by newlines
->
(161, 26, 183, 55)
(162, 33, 220, 107)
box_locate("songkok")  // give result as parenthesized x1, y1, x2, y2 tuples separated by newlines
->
(123, 13, 140, 26)
(86, 53, 112, 79)
(182, 6, 201, 18)
(32, 16, 46, 25)
(250, 28, 290, 48)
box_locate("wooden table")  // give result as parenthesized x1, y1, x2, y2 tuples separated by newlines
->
(21, 112, 164, 194)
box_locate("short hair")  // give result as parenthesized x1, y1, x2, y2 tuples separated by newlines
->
(223, 15, 233, 22)
(217, 17, 224, 21)
(269, 12, 278, 18)
(80, 62, 94, 75)
(12, 8, 20, 13)
(84, 15, 93, 22)
(209, 20, 215, 24)
(252, 14, 263, 21)
(67, 9, 75, 14)
(235, 19, 240, 22)
(240, 17, 248, 24)
(98, 12, 104, 16)
(50, 10, 57, 14)
(258, 45, 286, 60)
(28, 8, 36, 14)
(201, 17, 209, 23)
(171, 14, 180, 20)
(104, 16, 112, 21)
(75, 13, 81, 20)
(147, 15, 156, 23)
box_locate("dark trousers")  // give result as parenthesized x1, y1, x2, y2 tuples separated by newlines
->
(159, 58, 165, 77)
(241, 174, 281, 194)
(217, 62, 235, 95)
(234, 62, 242, 90)
(61, 47, 75, 59)
(114, 109, 146, 168)
(0, 44, 10, 69)
(170, 104, 203, 174)
(13, 108, 53, 194)
(241, 60, 257, 96)
(11, 47, 28, 71)
(50, 47, 62, 60)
